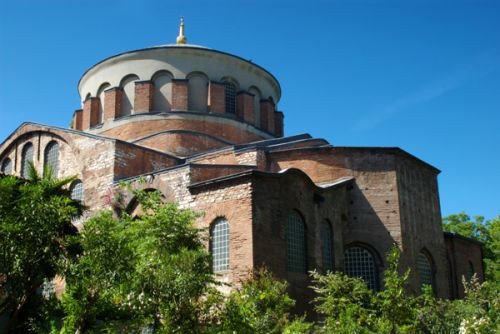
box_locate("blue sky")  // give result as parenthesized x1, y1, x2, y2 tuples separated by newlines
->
(0, 0, 498, 220)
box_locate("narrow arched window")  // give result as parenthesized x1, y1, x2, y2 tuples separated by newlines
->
(97, 83, 110, 124)
(417, 252, 434, 287)
(70, 180, 84, 203)
(21, 143, 34, 178)
(287, 211, 307, 272)
(211, 218, 229, 272)
(322, 222, 334, 272)
(467, 261, 475, 280)
(344, 246, 378, 290)
(224, 82, 236, 114)
(44, 141, 59, 177)
(1, 158, 12, 174)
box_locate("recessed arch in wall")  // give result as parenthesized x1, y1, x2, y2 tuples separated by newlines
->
(286, 209, 307, 273)
(187, 71, 209, 112)
(21, 142, 34, 178)
(221, 77, 239, 115)
(152, 70, 174, 112)
(1, 157, 12, 174)
(416, 248, 435, 290)
(43, 140, 59, 177)
(119, 74, 139, 117)
(96, 82, 111, 123)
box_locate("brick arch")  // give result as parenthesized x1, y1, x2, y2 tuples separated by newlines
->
(417, 247, 437, 291)
(343, 242, 383, 290)
(119, 74, 140, 117)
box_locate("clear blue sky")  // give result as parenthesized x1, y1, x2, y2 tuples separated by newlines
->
(0, 0, 498, 220)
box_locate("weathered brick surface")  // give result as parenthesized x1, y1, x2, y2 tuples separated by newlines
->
(82, 97, 100, 129)
(260, 99, 275, 134)
(236, 92, 254, 124)
(99, 118, 267, 145)
(134, 131, 230, 157)
(72, 109, 83, 130)
(134, 81, 154, 113)
(208, 81, 225, 113)
(104, 87, 122, 121)
(189, 164, 253, 184)
(445, 234, 484, 298)
(274, 111, 284, 137)
(171, 79, 188, 110)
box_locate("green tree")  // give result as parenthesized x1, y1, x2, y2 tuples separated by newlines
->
(0, 165, 82, 332)
(218, 268, 306, 334)
(60, 187, 219, 333)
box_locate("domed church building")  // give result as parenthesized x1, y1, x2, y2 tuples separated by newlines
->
(0, 19, 483, 310)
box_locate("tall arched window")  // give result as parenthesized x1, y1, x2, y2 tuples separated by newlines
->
(97, 83, 110, 124)
(287, 211, 307, 273)
(344, 246, 378, 290)
(120, 74, 139, 117)
(211, 218, 229, 272)
(44, 141, 59, 177)
(322, 222, 334, 272)
(21, 143, 34, 178)
(187, 72, 208, 112)
(1, 158, 12, 174)
(224, 81, 237, 114)
(416, 252, 434, 287)
(152, 71, 173, 112)
(248, 86, 261, 127)
(70, 180, 84, 203)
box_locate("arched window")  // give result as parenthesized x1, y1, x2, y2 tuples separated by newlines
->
(248, 86, 261, 127)
(187, 72, 208, 112)
(21, 143, 34, 178)
(120, 74, 139, 117)
(467, 261, 475, 280)
(97, 83, 110, 124)
(152, 71, 173, 112)
(416, 252, 434, 287)
(1, 158, 12, 174)
(286, 211, 307, 273)
(322, 221, 334, 272)
(70, 180, 84, 203)
(224, 82, 237, 114)
(344, 246, 378, 290)
(210, 218, 229, 272)
(43, 141, 59, 177)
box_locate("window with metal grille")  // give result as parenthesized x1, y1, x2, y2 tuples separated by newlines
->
(44, 141, 59, 177)
(322, 222, 334, 272)
(1, 158, 12, 174)
(417, 252, 433, 287)
(211, 218, 229, 272)
(21, 143, 34, 178)
(287, 211, 307, 272)
(70, 180, 84, 203)
(344, 246, 378, 290)
(224, 82, 236, 114)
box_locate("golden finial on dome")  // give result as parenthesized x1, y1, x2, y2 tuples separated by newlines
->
(176, 17, 187, 44)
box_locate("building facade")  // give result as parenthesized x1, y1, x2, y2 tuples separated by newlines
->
(0, 24, 483, 312)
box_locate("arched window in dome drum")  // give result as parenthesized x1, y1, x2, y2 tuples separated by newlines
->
(1, 158, 12, 174)
(344, 246, 378, 290)
(70, 180, 84, 203)
(287, 211, 307, 273)
(416, 252, 434, 288)
(21, 143, 34, 179)
(43, 141, 59, 177)
(248, 87, 261, 127)
(120, 75, 139, 117)
(153, 71, 173, 112)
(224, 82, 236, 114)
(322, 221, 334, 272)
(97, 83, 110, 123)
(210, 218, 229, 272)
(187, 73, 208, 112)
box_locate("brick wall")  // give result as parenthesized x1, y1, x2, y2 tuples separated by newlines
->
(104, 87, 122, 121)
(134, 81, 154, 113)
(171, 79, 188, 110)
(208, 81, 225, 113)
